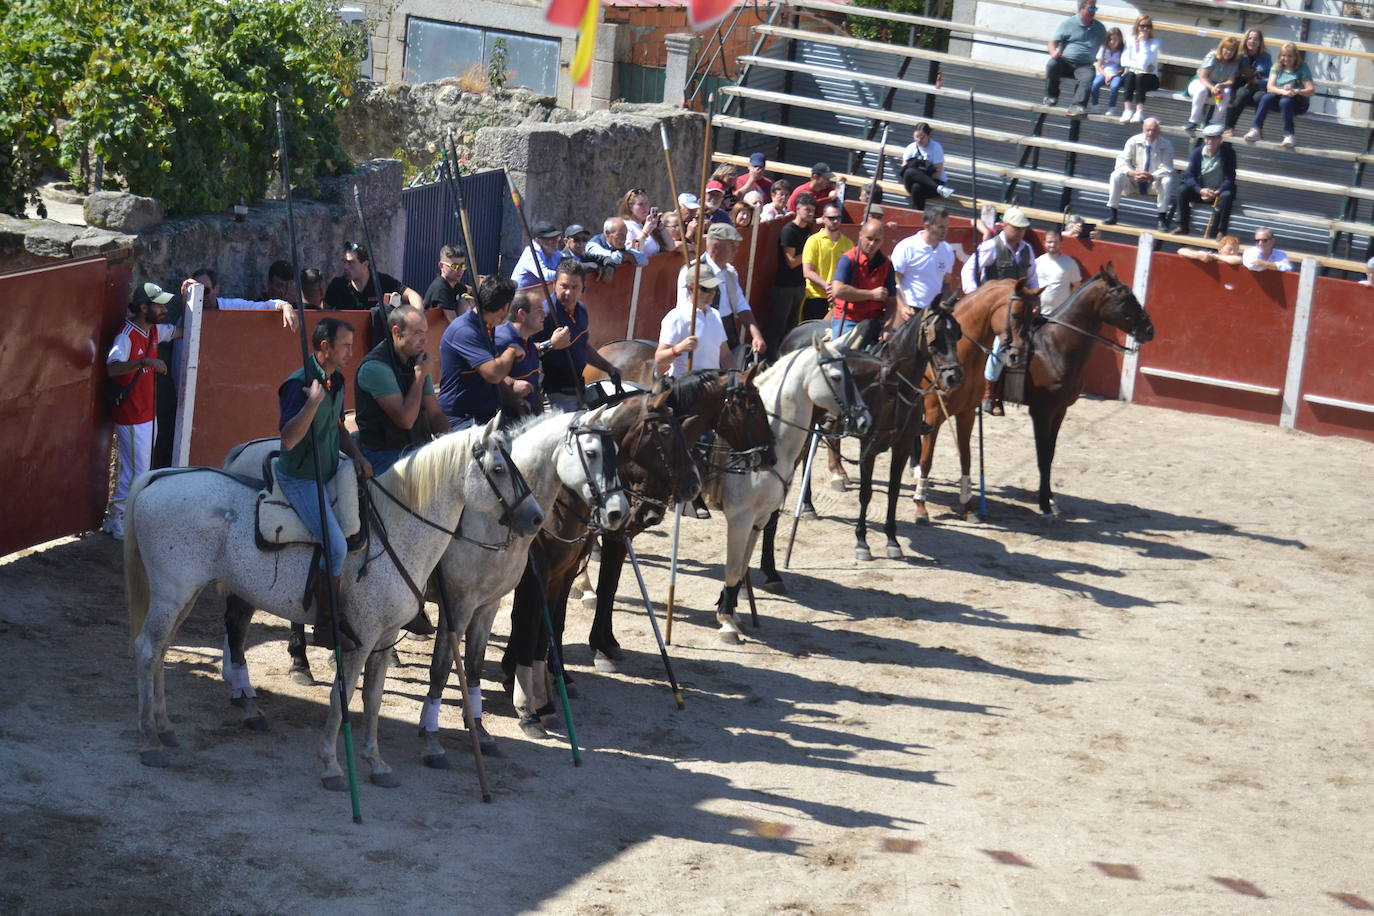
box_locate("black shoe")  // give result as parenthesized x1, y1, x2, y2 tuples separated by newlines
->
(1102, 208, 1118, 226)
(1157, 213, 1171, 231)
(402, 608, 435, 636)
(1067, 105, 1086, 119)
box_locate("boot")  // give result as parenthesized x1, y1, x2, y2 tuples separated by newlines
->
(981, 378, 1004, 417)
(402, 608, 435, 636)
(1157, 211, 1171, 231)
(312, 574, 361, 652)
(1102, 207, 1118, 226)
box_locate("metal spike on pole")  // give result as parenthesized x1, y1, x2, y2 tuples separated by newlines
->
(438, 143, 479, 292)
(624, 540, 685, 709)
(275, 99, 362, 824)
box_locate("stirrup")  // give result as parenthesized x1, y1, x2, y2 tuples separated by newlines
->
(982, 397, 1004, 417)
(402, 608, 435, 636)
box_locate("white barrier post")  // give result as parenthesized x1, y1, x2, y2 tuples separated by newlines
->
(1121, 232, 1153, 402)
(1279, 257, 1319, 430)
(627, 264, 643, 340)
(172, 282, 204, 467)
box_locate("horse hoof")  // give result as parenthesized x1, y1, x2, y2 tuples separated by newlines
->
(799, 507, 818, 521)
(422, 752, 450, 770)
(157, 729, 179, 748)
(140, 749, 170, 768)
(855, 545, 872, 562)
(717, 628, 743, 645)
(519, 716, 549, 739)
(913, 506, 929, 524)
(580, 592, 598, 609)
(369, 771, 401, 789)
(592, 651, 621, 673)
(885, 545, 904, 560)
(759, 578, 786, 595)
(242, 716, 269, 733)
(229, 696, 246, 709)
(321, 775, 348, 792)
(827, 474, 848, 492)
(289, 667, 314, 687)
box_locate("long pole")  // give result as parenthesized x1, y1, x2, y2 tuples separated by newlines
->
(660, 123, 693, 271)
(445, 133, 481, 279)
(438, 144, 479, 291)
(626, 265, 643, 340)
(275, 100, 362, 824)
(688, 94, 715, 372)
(783, 425, 822, 569)
(506, 171, 585, 409)
(433, 573, 492, 802)
(664, 503, 683, 644)
(968, 89, 989, 519)
(742, 197, 763, 305)
(862, 123, 891, 225)
(528, 546, 582, 766)
(624, 540, 685, 709)
(352, 185, 388, 315)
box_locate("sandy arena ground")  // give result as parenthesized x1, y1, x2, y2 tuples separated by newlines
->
(1, 397, 1371, 915)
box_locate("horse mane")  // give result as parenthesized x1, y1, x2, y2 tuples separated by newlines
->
(753, 346, 809, 389)
(384, 425, 482, 509)
(504, 407, 568, 441)
(666, 369, 720, 412)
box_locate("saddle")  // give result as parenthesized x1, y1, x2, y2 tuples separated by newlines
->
(255, 452, 364, 551)
(584, 377, 646, 409)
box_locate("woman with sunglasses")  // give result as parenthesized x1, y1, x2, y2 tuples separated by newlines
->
(1246, 42, 1316, 149)
(1116, 16, 1161, 123)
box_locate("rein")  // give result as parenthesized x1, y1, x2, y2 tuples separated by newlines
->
(1038, 312, 1135, 354)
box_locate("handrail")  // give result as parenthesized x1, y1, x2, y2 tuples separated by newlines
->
(685, 0, 773, 104)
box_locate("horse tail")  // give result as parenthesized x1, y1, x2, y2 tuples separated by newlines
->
(124, 471, 157, 643)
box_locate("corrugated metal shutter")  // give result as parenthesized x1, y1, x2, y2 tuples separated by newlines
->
(400, 169, 506, 294)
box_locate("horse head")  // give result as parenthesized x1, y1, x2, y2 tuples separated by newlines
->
(616, 385, 700, 530)
(812, 336, 873, 437)
(562, 404, 628, 532)
(471, 414, 544, 537)
(922, 298, 965, 393)
(716, 363, 776, 469)
(1095, 264, 1155, 344)
(1003, 278, 1042, 370)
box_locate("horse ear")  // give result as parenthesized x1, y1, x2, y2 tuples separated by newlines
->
(1101, 262, 1119, 284)
(647, 387, 672, 410)
(483, 413, 502, 439)
(1025, 285, 1046, 300)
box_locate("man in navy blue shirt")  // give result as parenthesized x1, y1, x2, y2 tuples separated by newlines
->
(438, 277, 525, 428)
(535, 261, 621, 411)
(495, 289, 566, 415)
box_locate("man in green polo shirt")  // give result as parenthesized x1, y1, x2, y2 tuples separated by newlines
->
(355, 305, 451, 476)
(277, 317, 372, 651)
(1044, 0, 1106, 118)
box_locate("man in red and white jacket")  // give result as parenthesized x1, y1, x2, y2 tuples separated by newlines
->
(103, 282, 182, 539)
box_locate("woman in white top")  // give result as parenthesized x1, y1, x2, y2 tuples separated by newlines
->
(1184, 35, 1241, 132)
(618, 188, 669, 257)
(1117, 15, 1161, 123)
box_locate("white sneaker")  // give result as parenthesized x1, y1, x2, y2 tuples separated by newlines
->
(937, 185, 953, 198)
(1130, 108, 1144, 123)
(102, 515, 124, 541)
(1118, 108, 1133, 123)
(1244, 128, 1260, 143)
(1104, 105, 1117, 117)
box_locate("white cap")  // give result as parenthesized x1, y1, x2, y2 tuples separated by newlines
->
(678, 192, 699, 210)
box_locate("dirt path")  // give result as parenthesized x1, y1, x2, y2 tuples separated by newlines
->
(2, 398, 1371, 914)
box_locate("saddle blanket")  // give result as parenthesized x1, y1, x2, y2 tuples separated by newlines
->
(256, 459, 362, 547)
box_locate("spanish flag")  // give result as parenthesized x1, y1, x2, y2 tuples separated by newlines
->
(546, 0, 736, 87)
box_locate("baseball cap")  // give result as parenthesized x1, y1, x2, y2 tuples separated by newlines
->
(531, 219, 561, 238)
(749, 152, 767, 167)
(1003, 207, 1031, 228)
(1202, 123, 1225, 137)
(131, 281, 174, 306)
(678, 192, 699, 210)
(705, 180, 726, 194)
(812, 161, 834, 178)
(706, 223, 743, 242)
(682, 261, 722, 290)
(563, 223, 590, 238)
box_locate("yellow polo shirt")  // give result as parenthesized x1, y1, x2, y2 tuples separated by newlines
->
(802, 231, 856, 300)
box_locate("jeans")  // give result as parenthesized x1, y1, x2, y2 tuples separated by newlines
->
(984, 335, 1006, 382)
(901, 163, 943, 209)
(1090, 73, 1122, 108)
(1224, 83, 1266, 131)
(362, 446, 406, 477)
(1177, 188, 1235, 238)
(1045, 57, 1094, 107)
(276, 465, 348, 573)
(1253, 92, 1310, 135)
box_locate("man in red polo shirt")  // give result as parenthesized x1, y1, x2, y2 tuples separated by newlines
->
(786, 161, 836, 212)
(102, 281, 183, 539)
(830, 218, 896, 348)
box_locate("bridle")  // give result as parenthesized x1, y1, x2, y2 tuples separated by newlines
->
(699, 368, 775, 474)
(1037, 281, 1151, 354)
(563, 419, 624, 527)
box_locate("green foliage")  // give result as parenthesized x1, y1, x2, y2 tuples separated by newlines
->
(0, 0, 365, 216)
(847, 0, 949, 49)
(487, 37, 509, 91)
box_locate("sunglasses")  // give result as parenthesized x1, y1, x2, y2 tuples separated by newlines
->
(441, 261, 467, 271)
(820, 215, 840, 221)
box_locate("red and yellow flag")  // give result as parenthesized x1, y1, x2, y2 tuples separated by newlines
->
(546, 0, 736, 88)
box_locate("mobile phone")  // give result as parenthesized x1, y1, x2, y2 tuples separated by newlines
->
(650, 206, 660, 217)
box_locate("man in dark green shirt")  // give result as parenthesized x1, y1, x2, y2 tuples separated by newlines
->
(355, 304, 451, 476)
(1044, 0, 1106, 117)
(277, 317, 371, 651)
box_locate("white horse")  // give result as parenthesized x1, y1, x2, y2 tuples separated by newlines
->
(125, 416, 545, 789)
(710, 337, 874, 642)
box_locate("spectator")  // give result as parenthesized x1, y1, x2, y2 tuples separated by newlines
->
(617, 188, 666, 257)
(439, 276, 525, 429)
(1175, 124, 1236, 238)
(534, 262, 621, 411)
(1178, 235, 1244, 266)
(659, 211, 687, 254)
(734, 152, 773, 202)
(830, 218, 896, 342)
(1061, 212, 1100, 240)
(560, 224, 605, 275)
(1035, 227, 1083, 315)
(899, 122, 953, 209)
(354, 303, 450, 476)
(731, 202, 755, 230)
(801, 200, 856, 323)
(1242, 227, 1295, 271)
(787, 162, 836, 212)
(1224, 29, 1272, 136)
(510, 219, 566, 309)
(300, 268, 327, 309)
(1044, 0, 1107, 119)
(1360, 256, 1374, 287)
(657, 262, 731, 377)
(1090, 27, 1125, 116)
(709, 164, 740, 209)
(676, 223, 767, 354)
(1117, 15, 1161, 124)
(587, 217, 649, 270)
(1184, 35, 1241, 133)
(892, 204, 957, 322)
(191, 267, 298, 330)
(101, 282, 182, 540)
(767, 192, 817, 354)
(324, 242, 422, 312)
(677, 193, 703, 257)
(422, 243, 470, 316)
(962, 207, 1038, 418)
(262, 259, 293, 301)
(496, 289, 560, 415)
(702, 183, 732, 225)
(1104, 116, 1176, 231)
(761, 180, 791, 221)
(1246, 42, 1316, 149)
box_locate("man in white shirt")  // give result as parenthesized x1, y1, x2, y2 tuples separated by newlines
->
(1104, 117, 1176, 232)
(657, 262, 732, 377)
(1034, 228, 1083, 315)
(190, 267, 298, 330)
(674, 223, 767, 354)
(1241, 227, 1294, 272)
(891, 205, 957, 322)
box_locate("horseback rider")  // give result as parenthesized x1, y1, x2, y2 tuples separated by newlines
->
(277, 317, 372, 651)
(961, 207, 1039, 416)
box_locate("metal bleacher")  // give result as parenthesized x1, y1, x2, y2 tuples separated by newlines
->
(704, 0, 1374, 271)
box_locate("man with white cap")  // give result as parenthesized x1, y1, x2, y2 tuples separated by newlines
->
(677, 222, 768, 354)
(962, 207, 1039, 417)
(102, 282, 183, 539)
(1174, 123, 1236, 238)
(657, 261, 733, 376)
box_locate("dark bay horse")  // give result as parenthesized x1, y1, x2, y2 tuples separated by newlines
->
(1020, 264, 1154, 516)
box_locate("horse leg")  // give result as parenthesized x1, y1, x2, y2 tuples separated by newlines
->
(954, 408, 979, 521)
(757, 510, 786, 593)
(1034, 405, 1067, 517)
(914, 414, 943, 523)
(590, 534, 628, 669)
(885, 439, 909, 558)
(855, 453, 875, 561)
(318, 647, 366, 791)
(222, 595, 267, 732)
(825, 439, 848, 490)
(286, 623, 313, 686)
(419, 595, 453, 769)
(359, 637, 400, 787)
(575, 537, 597, 608)
(464, 601, 501, 753)
(715, 512, 756, 643)
(133, 597, 191, 767)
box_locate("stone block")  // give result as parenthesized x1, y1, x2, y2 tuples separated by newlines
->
(85, 191, 165, 232)
(24, 222, 84, 259)
(71, 230, 137, 259)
